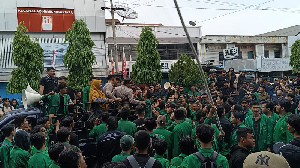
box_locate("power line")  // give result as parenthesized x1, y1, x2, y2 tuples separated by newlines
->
(197, 0, 276, 23)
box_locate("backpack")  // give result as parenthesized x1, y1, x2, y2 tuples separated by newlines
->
(0, 143, 12, 168)
(279, 144, 300, 168)
(127, 155, 155, 168)
(194, 151, 222, 168)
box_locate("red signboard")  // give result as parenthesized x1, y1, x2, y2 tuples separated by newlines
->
(17, 7, 75, 32)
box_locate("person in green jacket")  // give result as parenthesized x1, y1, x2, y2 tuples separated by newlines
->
(48, 143, 65, 168)
(30, 125, 48, 155)
(89, 112, 109, 140)
(188, 85, 199, 99)
(153, 139, 169, 168)
(180, 124, 229, 168)
(41, 83, 74, 116)
(153, 115, 173, 159)
(117, 107, 137, 137)
(173, 108, 192, 157)
(28, 133, 53, 168)
(241, 98, 253, 119)
(244, 101, 272, 152)
(273, 100, 294, 144)
(10, 130, 31, 168)
(261, 101, 279, 145)
(231, 111, 246, 147)
(112, 135, 134, 162)
(0, 124, 15, 168)
(145, 91, 153, 118)
(170, 136, 194, 167)
(82, 77, 94, 111)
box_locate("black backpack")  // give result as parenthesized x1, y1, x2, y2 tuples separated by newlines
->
(279, 144, 300, 168)
(194, 151, 222, 168)
(127, 155, 155, 168)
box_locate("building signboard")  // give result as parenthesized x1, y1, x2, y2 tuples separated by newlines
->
(261, 58, 292, 72)
(223, 47, 239, 59)
(17, 7, 74, 32)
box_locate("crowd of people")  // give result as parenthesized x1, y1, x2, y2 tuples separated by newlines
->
(0, 66, 299, 168)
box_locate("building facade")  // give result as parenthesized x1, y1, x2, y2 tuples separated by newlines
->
(0, 0, 106, 100)
(105, 24, 202, 75)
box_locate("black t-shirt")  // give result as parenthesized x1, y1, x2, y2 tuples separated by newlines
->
(122, 154, 162, 168)
(58, 95, 64, 115)
(134, 118, 145, 131)
(39, 76, 58, 95)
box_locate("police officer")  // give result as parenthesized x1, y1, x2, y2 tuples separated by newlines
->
(113, 78, 145, 107)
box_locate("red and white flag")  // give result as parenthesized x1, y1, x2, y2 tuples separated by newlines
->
(129, 49, 132, 75)
(122, 47, 127, 78)
(52, 49, 56, 67)
(111, 50, 114, 74)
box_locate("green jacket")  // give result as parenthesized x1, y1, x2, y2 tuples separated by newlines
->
(173, 120, 192, 157)
(244, 114, 271, 151)
(49, 163, 60, 168)
(170, 153, 187, 167)
(30, 146, 48, 156)
(9, 147, 31, 168)
(145, 99, 152, 118)
(28, 150, 52, 168)
(153, 127, 173, 159)
(180, 148, 229, 168)
(111, 152, 130, 162)
(89, 122, 107, 140)
(188, 90, 199, 98)
(153, 154, 169, 168)
(231, 123, 246, 148)
(117, 119, 137, 137)
(193, 122, 220, 152)
(0, 138, 13, 168)
(273, 113, 294, 144)
(267, 112, 280, 145)
(82, 85, 90, 111)
(159, 109, 167, 116)
(42, 93, 71, 115)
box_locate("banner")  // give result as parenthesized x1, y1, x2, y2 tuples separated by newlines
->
(40, 43, 69, 67)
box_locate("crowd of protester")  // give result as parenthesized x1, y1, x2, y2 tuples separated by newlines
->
(0, 67, 299, 168)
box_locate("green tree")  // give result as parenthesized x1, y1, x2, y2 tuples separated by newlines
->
(169, 54, 203, 88)
(7, 22, 44, 93)
(290, 39, 300, 74)
(64, 19, 96, 89)
(132, 27, 162, 84)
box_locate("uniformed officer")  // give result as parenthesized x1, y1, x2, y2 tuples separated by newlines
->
(103, 75, 118, 100)
(113, 78, 145, 107)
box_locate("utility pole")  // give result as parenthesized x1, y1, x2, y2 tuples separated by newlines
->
(110, 0, 119, 73)
(102, 3, 125, 73)
(173, 0, 223, 133)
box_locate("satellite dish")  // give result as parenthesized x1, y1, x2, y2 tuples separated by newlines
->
(114, 5, 138, 19)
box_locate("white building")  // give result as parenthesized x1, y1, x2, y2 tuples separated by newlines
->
(0, 0, 107, 81)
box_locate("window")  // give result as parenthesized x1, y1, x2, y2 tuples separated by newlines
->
(264, 50, 269, 58)
(219, 52, 224, 61)
(274, 50, 281, 58)
(247, 51, 254, 59)
(238, 47, 242, 59)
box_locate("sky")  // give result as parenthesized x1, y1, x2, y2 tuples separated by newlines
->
(104, 0, 300, 36)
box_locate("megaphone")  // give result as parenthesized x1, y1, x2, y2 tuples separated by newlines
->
(22, 85, 42, 109)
